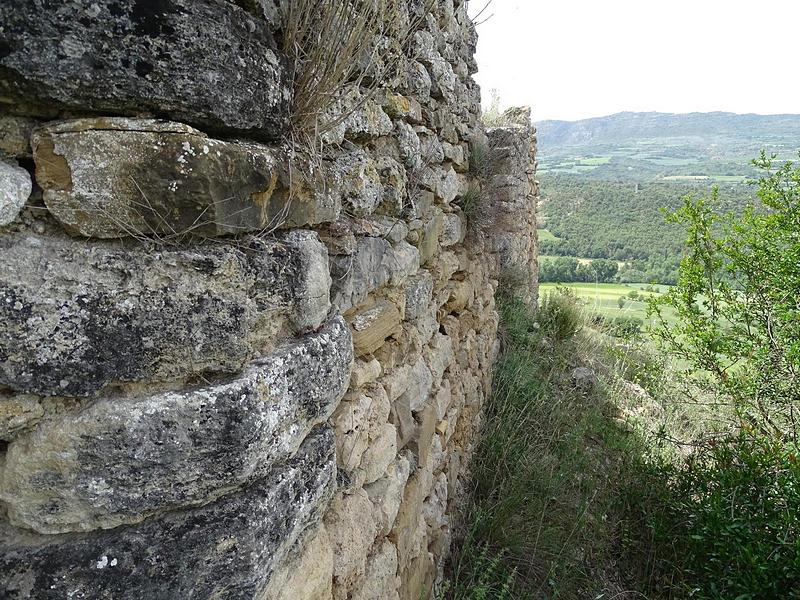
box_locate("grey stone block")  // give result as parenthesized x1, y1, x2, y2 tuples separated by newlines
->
(0, 232, 331, 396)
(0, 0, 291, 140)
(33, 118, 283, 238)
(0, 160, 31, 226)
(0, 427, 337, 600)
(0, 318, 352, 533)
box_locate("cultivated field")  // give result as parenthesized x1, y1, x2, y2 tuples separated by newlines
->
(539, 282, 679, 328)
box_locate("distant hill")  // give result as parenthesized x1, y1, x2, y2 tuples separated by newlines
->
(535, 111, 800, 284)
(538, 111, 800, 150)
(535, 111, 800, 181)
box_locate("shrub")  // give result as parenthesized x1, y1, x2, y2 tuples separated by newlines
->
(456, 184, 483, 223)
(649, 152, 800, 437)
(496, 265, 530, 301)
(595, 314, 643, 337)
(281, 0, 433, 137)
(537, 288, 586, 341)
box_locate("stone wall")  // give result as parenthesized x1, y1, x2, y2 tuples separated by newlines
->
(0, 1, 537, 599)
(486, 107, 540, 305)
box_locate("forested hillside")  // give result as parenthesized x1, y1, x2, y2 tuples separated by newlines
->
(536, 111, 800, 284)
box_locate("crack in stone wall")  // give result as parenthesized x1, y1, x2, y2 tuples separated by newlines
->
(0, 1, 538, 598)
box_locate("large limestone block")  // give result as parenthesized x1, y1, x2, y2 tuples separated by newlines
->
(0, 318, 352, 534)
(33, 119, 275, 238)
(0, 428, 336, 600)
(33, 119, 342, 238)
(0, 160, 31, 226)
(0, 0, 291, 140)
(0, 232, 331, 396)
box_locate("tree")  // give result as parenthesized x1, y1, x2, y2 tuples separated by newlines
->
(649, 152, 800, 436)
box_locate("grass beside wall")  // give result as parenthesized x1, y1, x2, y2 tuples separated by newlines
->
(443, 291, 657, 599)
(444, 288, 800, 599)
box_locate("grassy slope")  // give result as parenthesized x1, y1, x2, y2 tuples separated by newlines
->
(444, 293, 671, 599)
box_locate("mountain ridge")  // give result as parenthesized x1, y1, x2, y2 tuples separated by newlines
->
(537, 111, 800, 150)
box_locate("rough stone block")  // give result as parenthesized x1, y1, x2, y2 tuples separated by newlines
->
(350, 358, 382, 389)
(404, 271, 434, 321)
(441, 213, 465, 247)
(349, 300, 402, 357)
(0, 319, 352, 534)
(403, 357, 435, 413)
(258, 524, 334, 600)
(409, 401, 438, 468)
(399, 550, 436, 600)
(0, 0, 291, 140)
(383, 93, 423, 123)
(351, 540, 401, 600)
(365, 455, 411, 537)
(33, 118, 288, 238)
(0, 393, 43, 442)
(0, 116, 37, 159)
(331, 237, 419, 313)
(325, 489, 378, 598)
(361, 422, 399, 484)
(390, 466, 432, 570)
(0, 160, 31, 226)
(417, 210, 445, 265)
(333, 393, 372, 474)
(0, 232, 331, 396)
(0, 427, 336, 600)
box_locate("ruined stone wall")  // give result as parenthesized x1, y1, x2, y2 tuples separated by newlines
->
(0, 2, 537, 599)
(486, 108, 540, 305)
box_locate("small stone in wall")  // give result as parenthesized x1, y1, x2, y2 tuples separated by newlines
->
(0, 393, 43, 442)
(0, 116, 37, 159)
(349, 300, 403, 357)
(325, 489, 378, 600)
(350, 540, 401, 600)
(365, 455, 411, 538)
(0, 161, 31, 226)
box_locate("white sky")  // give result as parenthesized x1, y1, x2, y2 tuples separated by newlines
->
(467, 0, 800, 122)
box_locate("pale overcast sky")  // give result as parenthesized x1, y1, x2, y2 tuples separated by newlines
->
(467, 0, 800, 122)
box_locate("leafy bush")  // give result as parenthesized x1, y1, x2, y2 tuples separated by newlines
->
(649, 152, 800, 437)
(637, 154, 800, 598)
(594, 314, 643, 337)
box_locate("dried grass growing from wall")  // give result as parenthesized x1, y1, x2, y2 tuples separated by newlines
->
(280, 0, 433, 140)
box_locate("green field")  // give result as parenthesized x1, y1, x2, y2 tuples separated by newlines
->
(537, 228, 561, 242)
(578, 156, 612, 166)
(539, 282, 679, 329)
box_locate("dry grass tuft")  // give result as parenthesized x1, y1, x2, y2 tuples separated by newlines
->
(280, 0, 431, 141)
